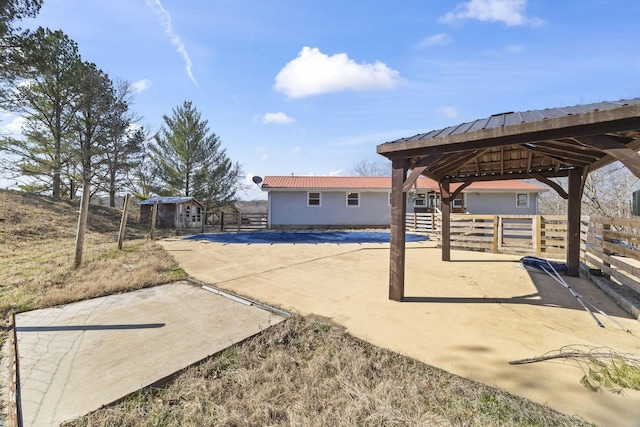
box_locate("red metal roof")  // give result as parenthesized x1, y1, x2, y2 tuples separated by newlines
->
(261, 176, 546, 192)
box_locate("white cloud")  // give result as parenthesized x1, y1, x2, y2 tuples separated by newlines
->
(439, 0, 541, 26)
(263, 112, 296, 125)
(274, 47, 402, 98)
(146, 0, 198, 86)
(261, 153, 268, 161)
(440, 106, 460, 118)
(417, 33, 453, 48)
(329, 170, 344, 176)
(131, 79, 152, 93)
(291, 146, 302, 154)
(1, 116, 25, 135)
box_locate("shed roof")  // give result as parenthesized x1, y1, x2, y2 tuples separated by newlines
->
(377, 98, 640, 183)
(261, 176, 545, 193)
(137, 196, 203, 206)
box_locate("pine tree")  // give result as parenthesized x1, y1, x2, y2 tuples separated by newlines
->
(149, 101, 244, 208)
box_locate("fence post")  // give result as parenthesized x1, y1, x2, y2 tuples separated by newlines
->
(535, 215, 542, 256)
(220, 212, 224, 231)
(493, 215, 499, 254)
(117, 194, 131, 250)
(149, 201, 158, 240)
(413, 213, 417, 231)
(603, 220, 611, 280)
(237, 212, 241, 232)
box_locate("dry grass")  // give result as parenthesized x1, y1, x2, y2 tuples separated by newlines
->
(0, 190, 186, 320)
(64, 316, 590, 427)
(1, 190, 592, 426)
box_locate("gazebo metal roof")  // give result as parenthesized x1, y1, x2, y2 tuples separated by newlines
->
(377, 98, 640, 184)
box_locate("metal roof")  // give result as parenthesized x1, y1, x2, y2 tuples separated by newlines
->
(137, 196, 202, 205)
(377, 98, 640, 183)
(261, 176, 546, 192)
(384, 98, 640, 146)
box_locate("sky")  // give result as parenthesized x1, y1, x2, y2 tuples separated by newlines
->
(1, 0, 640, 200)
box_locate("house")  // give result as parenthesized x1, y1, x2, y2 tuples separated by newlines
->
(261, 176, 547, 229)
(137, 196, 204, 229)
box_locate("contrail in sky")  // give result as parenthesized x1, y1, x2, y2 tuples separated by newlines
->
(147, 0, 199, 87)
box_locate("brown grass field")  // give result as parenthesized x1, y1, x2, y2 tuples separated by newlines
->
(0, 190, 591, 426)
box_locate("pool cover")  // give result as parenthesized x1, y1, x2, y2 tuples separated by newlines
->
(184, 231, 429, 244)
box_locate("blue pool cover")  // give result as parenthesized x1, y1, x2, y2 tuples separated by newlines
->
(184, 231, 429, 244)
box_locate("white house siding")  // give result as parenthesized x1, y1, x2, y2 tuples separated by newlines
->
(465, 192, 538, 215)
(269, 191, 391, 227)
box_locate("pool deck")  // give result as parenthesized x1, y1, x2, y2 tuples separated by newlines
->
(159, 237, 640, 427)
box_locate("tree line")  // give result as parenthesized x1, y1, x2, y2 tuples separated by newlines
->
(0, 0, 244, 211)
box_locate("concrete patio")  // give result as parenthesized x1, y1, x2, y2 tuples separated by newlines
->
(159, 237, 640, 427)
(15, 281, 286, 426)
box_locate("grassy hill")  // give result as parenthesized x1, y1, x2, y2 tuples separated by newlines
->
(0, 190, 590, 426)
(0, 189, 186, 318)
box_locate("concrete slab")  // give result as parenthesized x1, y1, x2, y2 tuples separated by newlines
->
(16, 281, 285, 426)
(160, 238, 640, 427)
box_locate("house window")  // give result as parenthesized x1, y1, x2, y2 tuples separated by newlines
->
(516, 193, 529, 208)
(414, 193, 426, 207)
(308, 192, 321, 207)
(453, 194, 464, 208)
(347, 192, 360, 207)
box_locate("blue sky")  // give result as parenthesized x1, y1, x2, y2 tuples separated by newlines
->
(2, 0, 640, 200)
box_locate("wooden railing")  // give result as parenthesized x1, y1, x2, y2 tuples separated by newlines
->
(412, 213, 639, 299)
(405, 212, 438, 232)
(218, 212, 268, 232)
(582, 216, 640, 294)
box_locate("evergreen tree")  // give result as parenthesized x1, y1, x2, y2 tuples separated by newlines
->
(149, 101, 244, 208)
(0, 28, 83, 198)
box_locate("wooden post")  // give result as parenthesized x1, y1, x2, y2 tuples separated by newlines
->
(493, 215, 500, 254)
(117, 194, 131, 250)
(441, 180, 451, 262)
(149, 201, 158, 240)
(533, 215, 542, 256)
(603, 220, 611, 280)
(237, 212, 241, 232)
(389, 158, 407, 301)
(220, 211, 225, 231)
(73, 182, 91, 268)
(567, 168, 584, 276)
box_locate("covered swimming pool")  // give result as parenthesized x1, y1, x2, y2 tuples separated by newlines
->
(184, 231, 429, 244)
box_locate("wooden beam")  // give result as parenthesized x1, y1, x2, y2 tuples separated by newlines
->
(577, 135, 640, 180)
(450, 179, 473, 201)
(440, 179, 451, 262)
(402, 154, 442, 192)
(389, 159, 408, 301)
(531, 173, 568, 199)
(567, 168, 585, 276)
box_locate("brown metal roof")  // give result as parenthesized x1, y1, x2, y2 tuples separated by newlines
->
(377, 98, 640, 183)
(261, 176, 545, 192)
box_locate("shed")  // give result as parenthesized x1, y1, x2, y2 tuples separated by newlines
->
(138, 197, 204, 229)
(377, 98, 640, 301)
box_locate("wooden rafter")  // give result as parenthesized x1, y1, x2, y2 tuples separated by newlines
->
(402, 154, 442, 192)
(576, 136, 640, 179)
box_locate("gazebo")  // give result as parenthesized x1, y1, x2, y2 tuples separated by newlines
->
(376, 98, 640, 301)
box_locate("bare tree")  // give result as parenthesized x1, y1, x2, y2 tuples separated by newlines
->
(537, 162, 639, 217)
(351, 159, 390, 176)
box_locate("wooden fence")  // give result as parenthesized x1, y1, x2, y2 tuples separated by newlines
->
(582, 216, 640, 294)
(214, 211, 268, 232)
(410, 213, 639, 297)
